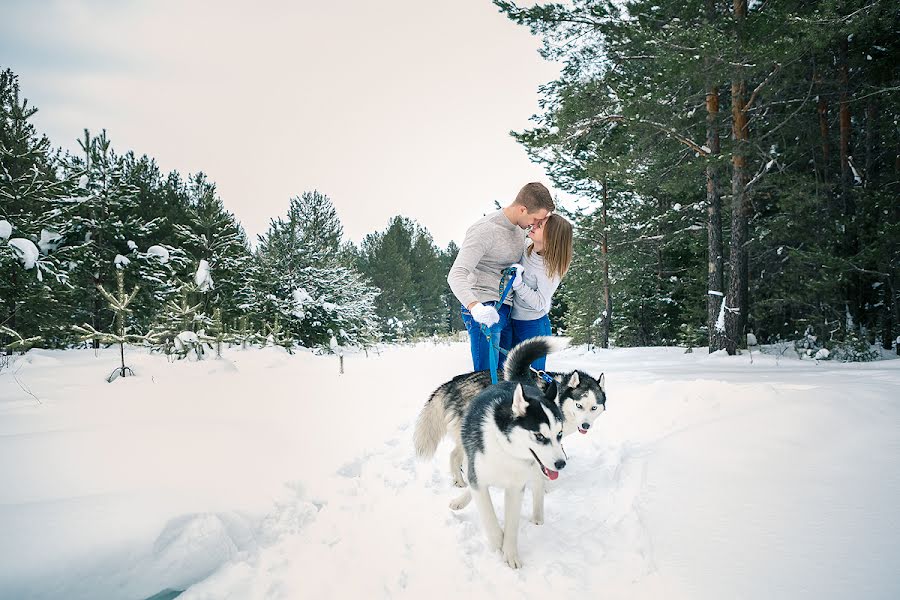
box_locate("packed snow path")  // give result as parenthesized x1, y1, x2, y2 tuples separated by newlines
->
(1, 344, 899, 599)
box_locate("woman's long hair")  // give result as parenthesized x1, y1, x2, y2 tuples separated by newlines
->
(527, 213, 573, 279)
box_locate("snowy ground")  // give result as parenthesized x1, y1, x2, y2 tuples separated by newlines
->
(1, 342, 899, 600)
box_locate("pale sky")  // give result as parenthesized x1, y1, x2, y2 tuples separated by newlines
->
(1, 0, 565, 248)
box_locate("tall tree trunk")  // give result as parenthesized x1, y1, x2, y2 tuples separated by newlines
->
(864, 99, 877, 189)
(725, 0, 749, 355)
(705, 0, 725, 353)
(838, 37, 852, 209)
(600, 175, 612, 349)
(706, 83, 724, 351)
(816, 67, 831, 198)
(838, 36, 860, 329)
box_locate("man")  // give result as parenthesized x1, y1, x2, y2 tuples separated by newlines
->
(447, 182, 555, 371)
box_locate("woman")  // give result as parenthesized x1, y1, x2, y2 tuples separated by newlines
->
(510, 213, 573, 371)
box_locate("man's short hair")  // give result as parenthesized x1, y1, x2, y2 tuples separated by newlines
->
(514, 182, 555, 213)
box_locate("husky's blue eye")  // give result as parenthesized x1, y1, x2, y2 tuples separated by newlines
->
(576, 403, 583, 409)
(557, 432, 563, 441)
(534, 433, 546, 442)
(591, 406, 598, 411)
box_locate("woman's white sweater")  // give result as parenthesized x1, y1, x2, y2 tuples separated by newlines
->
(511, 242, 561, 320)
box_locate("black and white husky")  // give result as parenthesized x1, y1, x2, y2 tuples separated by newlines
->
(457, 378, 565, 567)
(414, 336, 606, 487)
(413, 337, 605, 568)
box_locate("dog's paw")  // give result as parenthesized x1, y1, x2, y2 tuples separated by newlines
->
(452, 476, 466, 488)
(502, 545, 523, 569)
(449, 490, 471, 510)
(530, 513, 544, 526)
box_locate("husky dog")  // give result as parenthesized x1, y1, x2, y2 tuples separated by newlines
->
(457, 379, 566, 568)
(414, 336, 606, 488)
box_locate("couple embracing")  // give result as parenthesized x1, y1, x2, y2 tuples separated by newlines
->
(447, 182, 572, 372)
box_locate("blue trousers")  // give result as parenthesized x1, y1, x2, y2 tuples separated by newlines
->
(511, 314, 553, 371)
(461, 303, 512, 372)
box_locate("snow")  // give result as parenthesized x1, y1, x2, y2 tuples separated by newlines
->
(147, 245, 170, 263)
(37, 229, 62, 254)
(194, 259, 214, 291)
(1, 344, 899, 600)
(174, 331, 201, 354)
(0, 219, 11, 240)
(128, 240, 138, 251)
(714, 298, 727, 332)
(114, 254, 131, 269)
(77, 175, 89, 189)
(746, 332, 758, 346)
(8, 237, 40, 269)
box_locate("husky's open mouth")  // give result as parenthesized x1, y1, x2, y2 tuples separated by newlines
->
(578, 425, 588, 434)
(530, 449, 559, 480)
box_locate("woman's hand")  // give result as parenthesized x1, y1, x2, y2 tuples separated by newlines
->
(510, 263, 525, 289)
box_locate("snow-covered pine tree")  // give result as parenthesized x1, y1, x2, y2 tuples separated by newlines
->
(202, 308, 229, 358)
(1, 68, 83, 346)
(146, 280, 210, 359)
(72, 266, 144, 382)
(231, 315, 258, 350)
(115, 153, 192, 332)
(173, 173, 255, 323)
(254, 191, 379, 348)
(261, 316, 294, 353)
(63, 129, 163, 348)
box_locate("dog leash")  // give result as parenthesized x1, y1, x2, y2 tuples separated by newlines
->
(479, 266, 555, 386)
(480, 267, 517, 384)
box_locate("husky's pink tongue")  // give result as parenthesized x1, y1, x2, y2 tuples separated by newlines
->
(578, 427, 588, 434)
(543, 466, 559, 481)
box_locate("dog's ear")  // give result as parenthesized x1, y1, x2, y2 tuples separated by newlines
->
(597, 372, 605, 390)
(543, 379, 558, 403)
(512, 384, 529, 417)
(567, 371, 580, 388)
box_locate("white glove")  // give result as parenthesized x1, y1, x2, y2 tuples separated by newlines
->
(470, 303, 500, 326)
(510, 263, 525, 289)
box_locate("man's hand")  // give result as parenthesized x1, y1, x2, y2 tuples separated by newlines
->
(469, 303, 500, 326)
(509, 263, 525, 289)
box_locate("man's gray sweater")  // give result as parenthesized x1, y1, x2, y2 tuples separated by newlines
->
(447, 210, 525, 308)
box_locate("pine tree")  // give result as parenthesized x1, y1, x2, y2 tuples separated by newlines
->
(173, 173, 255, 322)
(357, 216, 449, 338)
(494, 0, 898, 354)
(146, 282, 205, 358)
(254, 192, 380, 348)
(1, 68, 82, 346)
(72, 267, 144, 381)
(64, 129, 162, 348)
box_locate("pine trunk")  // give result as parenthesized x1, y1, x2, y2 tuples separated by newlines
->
(839, 37, 852, 209)
(838, 36, 860, 329)
(600, 176, 611, 349)
(725, 0, 749, 355)
(816, 67, 831, 202)
(706, 81, 724, 352)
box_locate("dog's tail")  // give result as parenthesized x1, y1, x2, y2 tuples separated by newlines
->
(414, 388, 449, 459)
(503, 336, 570, 382)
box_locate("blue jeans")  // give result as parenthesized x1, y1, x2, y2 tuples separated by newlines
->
(511, 314, 553, 371)
(461, 303, 512, 372)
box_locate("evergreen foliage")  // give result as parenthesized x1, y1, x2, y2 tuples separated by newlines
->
(253, 192, 380, 348)
(356, 216, 450, 338)
(495, 0, 899, 357)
